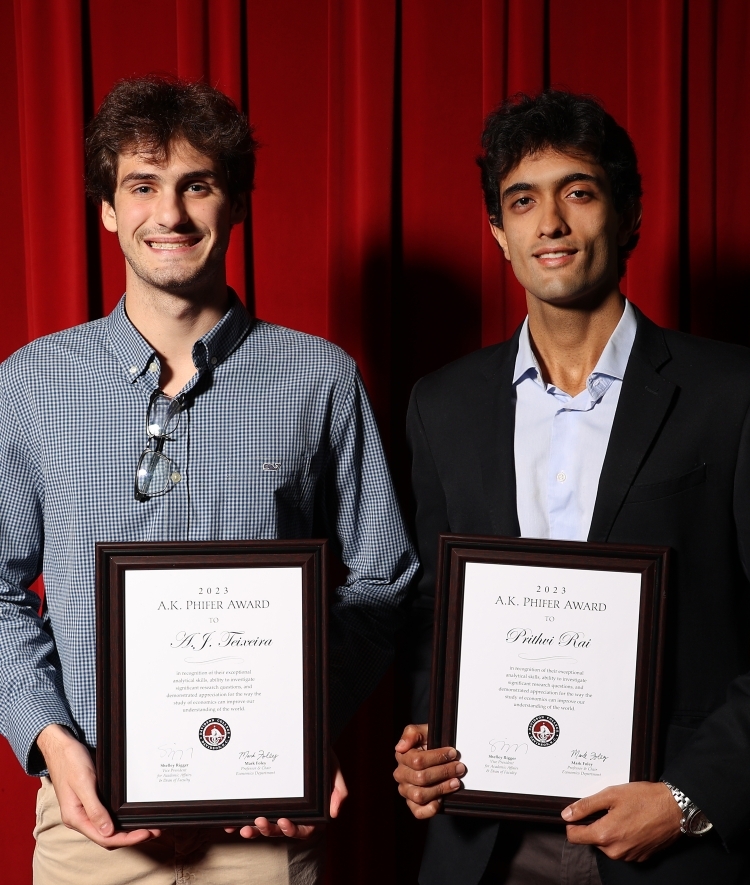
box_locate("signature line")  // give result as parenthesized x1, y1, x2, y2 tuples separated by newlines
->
(183, 656, 244, 664)
(517, 654, 577, 662)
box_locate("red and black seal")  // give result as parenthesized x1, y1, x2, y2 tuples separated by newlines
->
(528, 715, 560, 747)
(199, 718, 231, 750)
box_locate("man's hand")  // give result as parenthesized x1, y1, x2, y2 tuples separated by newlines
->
(36, 724, 161, 849)
(562, 781, 683, 862)
(229, 749, 348, 839)
(393, 723, 465, 819)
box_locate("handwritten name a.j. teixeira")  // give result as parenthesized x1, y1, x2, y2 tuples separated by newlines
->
(170, 631, 273, 651)
(156, 598, 271, 611)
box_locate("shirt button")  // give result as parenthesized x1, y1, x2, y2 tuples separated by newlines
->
(149, 362, 159, 373)
(171, 472, 182, 483)
(128, 365, 138, 374)
(556, 471, 567, 483)
(210, 357, 218, 366)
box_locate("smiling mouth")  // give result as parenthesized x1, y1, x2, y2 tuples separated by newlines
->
(536, 251, 576, 259)
(146, 239, 201, 250)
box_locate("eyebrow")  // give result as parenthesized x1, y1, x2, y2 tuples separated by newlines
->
(500, 172, 603, 204)
(119, 169, 220, 187)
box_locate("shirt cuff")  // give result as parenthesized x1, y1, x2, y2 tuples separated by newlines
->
(5, 692, 81, 776)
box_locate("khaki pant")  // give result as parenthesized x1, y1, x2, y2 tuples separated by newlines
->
(33, 777, 323, 885)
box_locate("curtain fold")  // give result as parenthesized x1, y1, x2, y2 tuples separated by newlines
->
(1, 2, 748, 882)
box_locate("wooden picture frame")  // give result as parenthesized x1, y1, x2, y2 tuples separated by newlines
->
(429, 534, 668, 823)
(96, 540, 328, 828)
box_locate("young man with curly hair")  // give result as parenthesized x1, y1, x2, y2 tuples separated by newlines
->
(0, 75, 417, 885)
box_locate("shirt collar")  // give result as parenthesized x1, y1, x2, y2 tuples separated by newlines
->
(512, 298, 637, 389)
(106, 289, 253, 384)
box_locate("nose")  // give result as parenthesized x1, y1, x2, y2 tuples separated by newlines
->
(536, 196, 570, 239)
(154, 189, 189, 229)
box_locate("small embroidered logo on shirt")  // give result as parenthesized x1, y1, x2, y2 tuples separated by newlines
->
(262, 462, 282, 471)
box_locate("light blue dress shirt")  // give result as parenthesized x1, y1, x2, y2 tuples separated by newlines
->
(513, 300, 637, 542)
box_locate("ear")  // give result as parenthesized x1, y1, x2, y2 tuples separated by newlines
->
(489, 221, 511, 261)
(617, 201, 642, 247)
(101, 201, 118, 233)
(230, 192, 248, 226)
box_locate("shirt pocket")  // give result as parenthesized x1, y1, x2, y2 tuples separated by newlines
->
(625, 463, 707, 504)
(259, 453, 316, 518)
(259, 453, 312, 480)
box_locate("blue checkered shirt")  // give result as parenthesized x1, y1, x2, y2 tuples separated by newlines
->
(0, 294, 417, 775)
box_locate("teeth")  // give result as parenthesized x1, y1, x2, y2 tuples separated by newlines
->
(148, 241, 196, 250)
(538, 252, 570, 259)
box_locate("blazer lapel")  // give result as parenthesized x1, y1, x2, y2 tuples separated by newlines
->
(588, 311, 677, 542)
(477, 332, 522, 537)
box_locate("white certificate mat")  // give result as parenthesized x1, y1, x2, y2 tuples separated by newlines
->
(455, 562, 642, 798)
(124, 566, 304, 803)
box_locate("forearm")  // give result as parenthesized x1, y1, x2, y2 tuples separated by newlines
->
(327, 601, 402, 736)
(0, 595, 79, 774)
(325, 370, 418, 734)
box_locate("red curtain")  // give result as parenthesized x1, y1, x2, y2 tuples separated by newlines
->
(1, 1, 748, 881)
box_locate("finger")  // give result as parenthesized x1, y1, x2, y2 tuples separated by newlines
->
(406, 797, 442, 820)
(277, 818, 315, 839)
(59, 781, 160, 847)
(562, 789, 611, 822)
(565, 821, 603, 846)
(238, 825, 262, 839)
(330, 766, 348, 818)
(70, 823, 161, 850)
(394, 746, 459, 773)
(79, 791, 117, 838)
(395, 723, 428, 753)
(397, 773, 462, 806)
(394, 759, 466, 789)
(252, 816, 283, 837)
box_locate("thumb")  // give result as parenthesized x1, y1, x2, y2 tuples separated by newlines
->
(330, 761, 348, 818)
(80, 790, 115, 835)
(395, 723, 428, 753)
(562, 795, 593, 822)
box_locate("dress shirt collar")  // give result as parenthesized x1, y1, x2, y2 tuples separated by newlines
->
(512, 298, 637, 396)
(106, 289, 253, 384)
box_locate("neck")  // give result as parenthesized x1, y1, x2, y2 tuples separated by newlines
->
(124, 273, 229, 396)
(526, 289, 625, 396)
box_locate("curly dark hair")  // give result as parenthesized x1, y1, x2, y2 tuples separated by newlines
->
(478, 90, 642, 275)
(85, 74, 257, 205)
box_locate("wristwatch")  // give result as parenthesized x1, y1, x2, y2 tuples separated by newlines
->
(661, 780, 714, 837)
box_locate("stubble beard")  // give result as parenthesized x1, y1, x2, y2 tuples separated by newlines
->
(124, 243, 225, 296)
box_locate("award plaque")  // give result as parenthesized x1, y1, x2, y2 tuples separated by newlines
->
(96, 540, 328, 828)
(429, 535, 668, 822)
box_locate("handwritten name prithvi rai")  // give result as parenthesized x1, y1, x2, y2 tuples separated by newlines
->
(505, 628, 592, 649)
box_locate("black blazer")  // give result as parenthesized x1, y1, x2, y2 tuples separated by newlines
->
(407, 309, 750, 884)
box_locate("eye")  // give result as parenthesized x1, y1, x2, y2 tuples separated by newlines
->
(186, 182, 210, 194)
(133, 185, 154, 194)
(568, 189, 592, 200)
(511, 196, 533, 209)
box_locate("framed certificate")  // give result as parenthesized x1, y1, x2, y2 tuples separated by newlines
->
(429, 535, 668, 822)
(95, 540, 328, 828)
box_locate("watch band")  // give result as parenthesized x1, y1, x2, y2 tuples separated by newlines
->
(661, 780, 713, 837)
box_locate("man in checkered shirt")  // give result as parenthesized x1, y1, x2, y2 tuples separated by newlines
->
(0, 75, 417, 885)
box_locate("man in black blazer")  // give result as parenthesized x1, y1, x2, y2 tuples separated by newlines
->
(394, 90, 750, 883)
